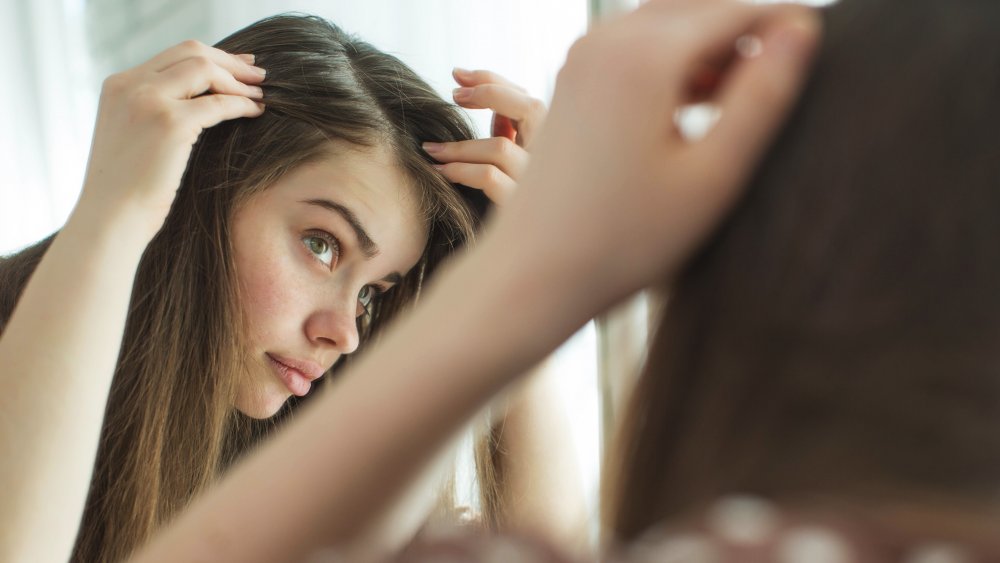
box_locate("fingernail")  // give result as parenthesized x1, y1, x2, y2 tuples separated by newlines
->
(777, 527, 853, 563)
(255, 102, 266, 112)
(453, 87, 473, 102)
(453, 67, 472, 77)
(236, 53, 255, 64)
(251, 65, 266, 77)
(248, 85, 264, 98)
(706, 495, 780, 545)
(422, 142, 444, 154)
(432, 164, 445, 171)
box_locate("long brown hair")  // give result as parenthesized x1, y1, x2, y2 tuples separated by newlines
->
(1, 14, 490, 562)
(603, 0, 1000, 543)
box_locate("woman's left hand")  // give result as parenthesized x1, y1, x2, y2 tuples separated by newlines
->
(422, 69, 546, 205)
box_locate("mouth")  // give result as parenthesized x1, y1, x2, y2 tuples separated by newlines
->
(266, 353, 323, 397)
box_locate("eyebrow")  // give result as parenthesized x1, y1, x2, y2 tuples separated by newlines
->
(301, 198, 403, 286)
(302, 198, 380, 259)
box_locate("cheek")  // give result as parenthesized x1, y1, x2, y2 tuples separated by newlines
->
(235, 241, 302, 345)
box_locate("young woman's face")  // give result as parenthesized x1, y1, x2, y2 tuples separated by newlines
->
(230, 142, 428, 418)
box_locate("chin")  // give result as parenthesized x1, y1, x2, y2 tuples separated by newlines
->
(234, 388, 292, 420)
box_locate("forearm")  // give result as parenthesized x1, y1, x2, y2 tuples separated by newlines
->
(132, 207, 602, 563)
(0, 202, 151, 562)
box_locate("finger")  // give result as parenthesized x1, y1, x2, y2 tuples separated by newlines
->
(633, 0, 804, 75)
(434, 162, 517, 205)
(492, 114, 517, 142)
(696, 9, 820, 187)
(422, 137, 529, 179)
(452, 84, 546, 143)
(142, 39, 266, 85)
(452, 68, 527, 93)
(154, 55, 264, 100)
(452, 83, 542, 119)
(183, 94, 266, 130)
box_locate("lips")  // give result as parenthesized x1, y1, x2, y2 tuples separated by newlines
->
(266, 353, 325, 397)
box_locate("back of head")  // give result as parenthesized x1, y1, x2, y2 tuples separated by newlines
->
(604, 0, 1000, 542)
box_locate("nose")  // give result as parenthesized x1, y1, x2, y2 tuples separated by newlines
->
(303, 294, 360, 356)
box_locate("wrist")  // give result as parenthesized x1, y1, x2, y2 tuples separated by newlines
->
(485, 181, 633, 326)
(67, 192, 166, 255)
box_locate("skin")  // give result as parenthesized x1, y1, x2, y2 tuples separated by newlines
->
(230, 143, 427, 419)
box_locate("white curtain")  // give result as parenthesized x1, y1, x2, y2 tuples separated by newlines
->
(208, 1, 587, 138)
(1, 0, 95, 255)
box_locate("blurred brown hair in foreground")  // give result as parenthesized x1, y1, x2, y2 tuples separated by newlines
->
(604, 0, 1000, 547)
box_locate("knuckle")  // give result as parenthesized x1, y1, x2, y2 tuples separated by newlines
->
(207, 95, 230, 111)
(492, 136, 515, 157)
(178, 39, 206, 54)
(189, 55, 215, 72)
(125, 89, 179, 130)
(127, 86, 160, 113)
(527, 97, 547, 117)
(148, 102, 182, 130)
(566, 34, 593, 64)
(101, 72, 129, 96)
(564, 34, 618, 81)
(479, 83, 500, 98)
(481, 165, 503, 187)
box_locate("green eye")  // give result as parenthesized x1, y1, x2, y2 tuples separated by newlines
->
(303, 233, 338, 267)
(308, 237, 328, 255)
(359, 285, 373, 308)
(357, 285, 383, 319)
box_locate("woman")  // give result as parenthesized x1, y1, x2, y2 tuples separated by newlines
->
(98, 1, 819, 561)
(601, 0, 1000, 558)
(0, 14, 572, 563)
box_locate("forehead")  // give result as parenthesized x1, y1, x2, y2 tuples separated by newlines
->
(278, 141, 421, 218)
(248, 140, 428, 261)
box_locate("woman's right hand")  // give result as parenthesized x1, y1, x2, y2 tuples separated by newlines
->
(76, 40, 266, 240)
(502, 0, 821, 309)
